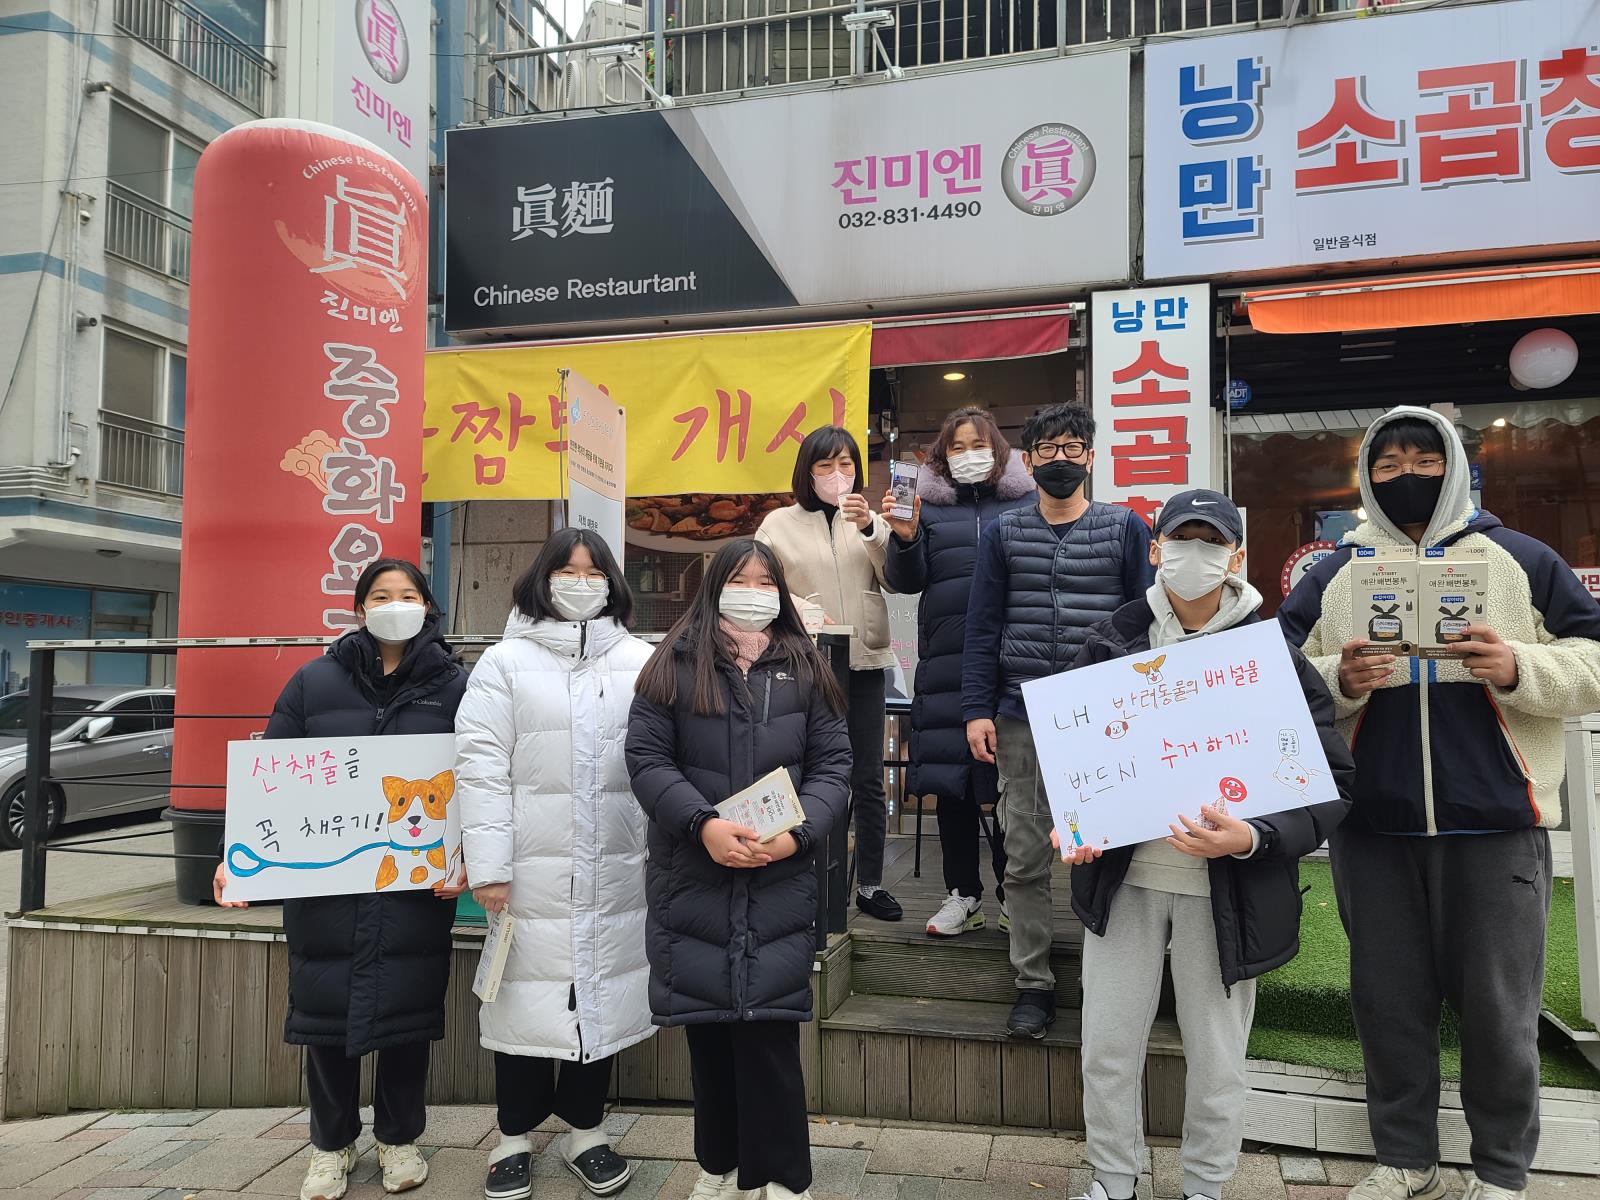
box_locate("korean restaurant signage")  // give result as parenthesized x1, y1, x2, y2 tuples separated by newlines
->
(1142, 0, 1600, 279)
(1089, 284, 1213, 527)
(286, 0, 429, 185)
(564, 371, 627, 564)
(444, 50, 1132, 334)
(422, 324, 870, 500)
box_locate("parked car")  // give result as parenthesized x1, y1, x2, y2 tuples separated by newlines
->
(0, 686, 175, 850)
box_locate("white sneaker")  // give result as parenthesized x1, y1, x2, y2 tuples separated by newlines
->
(1349, 1165, 1447, 1200)
(301, 1145, 358, 1200)
(926, 891, 984, 936)
(998, 899, 1011, 933)
(377, 1142, 430, 1194)
(1463, 1180, 1526, 1200)
(689, 1169, 759, 1200)
(768, 1185, 813, 1200)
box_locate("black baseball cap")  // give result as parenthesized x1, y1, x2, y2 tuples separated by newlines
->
(1154, 489, 1244, 544)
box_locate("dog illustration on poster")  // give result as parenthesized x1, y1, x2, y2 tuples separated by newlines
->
(375, 771, 461, 890)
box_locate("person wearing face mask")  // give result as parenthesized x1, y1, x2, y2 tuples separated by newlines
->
(757, 426, 903, 922)
(452, 529, 654, 1200)
(213, 559, 467, 1200)
(1056, 491, 1354, 1200)
(880, 406, 1036, 937)
(1277, 408, 1600, 1200)
(959, 403, 1155, 1038)
(626, 539, 850, 1200)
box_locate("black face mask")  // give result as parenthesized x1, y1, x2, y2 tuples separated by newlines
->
(1033, 459, 1089, 500)
(1372, 472, 1445, 528)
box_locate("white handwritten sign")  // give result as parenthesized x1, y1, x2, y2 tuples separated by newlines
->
(1021, 619, 1335, 853)
(222, 733, 462, 902)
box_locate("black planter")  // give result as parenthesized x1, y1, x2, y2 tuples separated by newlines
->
(163, 806, 225, 906)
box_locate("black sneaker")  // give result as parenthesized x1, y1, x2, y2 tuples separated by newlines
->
(565, 1145, 633, 1197)
(485, 1151, 532, 1200)
(1006, 989, 1056, 1039)
(856, 887, 904, 922)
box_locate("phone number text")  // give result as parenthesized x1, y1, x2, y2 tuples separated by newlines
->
(838, 201, 983, 230)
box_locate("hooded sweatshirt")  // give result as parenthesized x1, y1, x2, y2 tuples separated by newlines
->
(1278, 406, 1600, 834)
(1125, 574, 1265, 896)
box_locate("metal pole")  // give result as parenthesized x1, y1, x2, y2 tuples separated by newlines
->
(20, 649, 55, 913)
(653, 0, 669, 98)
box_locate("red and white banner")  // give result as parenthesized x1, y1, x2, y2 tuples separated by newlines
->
(1090, 284, 1213, 527)
(172, 120, 427, 812)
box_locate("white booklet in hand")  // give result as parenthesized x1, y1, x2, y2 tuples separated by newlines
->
(473, 911, 516, 1004)
(715, 767, 806, 844)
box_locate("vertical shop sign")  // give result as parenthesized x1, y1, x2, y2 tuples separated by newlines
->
(564, 371, 627, 566)
(1090, 284, 1213, 527)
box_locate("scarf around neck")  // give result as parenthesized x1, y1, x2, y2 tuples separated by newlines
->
(720, 619, 772, 674)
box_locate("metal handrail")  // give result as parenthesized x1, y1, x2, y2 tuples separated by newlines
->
(96, 410, 185, 496)
(112, 0, 275, 113)
(105, 182, 192, 283)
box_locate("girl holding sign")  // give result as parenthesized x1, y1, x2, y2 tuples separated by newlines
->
(454, 529, 655, 1200)
(1059, 491, 1354, 1200)
(213, 559, 467, 1200)
(626, 539, 851, 1200)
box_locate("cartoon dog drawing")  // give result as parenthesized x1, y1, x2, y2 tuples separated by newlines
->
(1273, 757, 1323, 800)
(1131, 654, 1167, 685)
(376, 771, 460, 890)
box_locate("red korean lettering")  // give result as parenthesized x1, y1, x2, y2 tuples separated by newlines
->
(765, 388, 849, 455)
(1123, 496, 1162, 527)
(716, 389, 751, 463)
(1416, 61, 1528, 187)
(474, 455, 506, 486)
(1540, 47, 1600, 172)
(451, 400, 503, 444)
(1295, 76, 1406, 192)
(1110, 416, 1191, 488)
(503, 391, 540, 452)
(546, 395, 568, 454)
(1111, 340, 1191, 408)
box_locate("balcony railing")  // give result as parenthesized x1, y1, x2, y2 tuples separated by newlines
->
(487, 0, 1407, 111)
(98, 412, 185, 497)
(113, 0, 274, 114)
(105, 183, 192, 284)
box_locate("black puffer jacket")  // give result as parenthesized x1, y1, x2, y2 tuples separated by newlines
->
(625, 641, 851, 1025)
(265, 617, 467, 1055)
(1068, 600, 1355, 987)
(882, 456, 1035, 803)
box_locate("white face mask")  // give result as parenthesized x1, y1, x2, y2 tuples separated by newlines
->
(364, 600, 427, 644)
(948, 449, 995, 485)
(813, 469, 855, 506)
(550, 576, 609, 622)
(720, 586, 782, 633)
(1157, 539, 1236, 602)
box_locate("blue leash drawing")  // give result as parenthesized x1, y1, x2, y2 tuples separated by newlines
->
(227, 837, 446, 878)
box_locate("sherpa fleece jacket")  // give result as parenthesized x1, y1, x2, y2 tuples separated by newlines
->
(1278, 406, 1600, 834)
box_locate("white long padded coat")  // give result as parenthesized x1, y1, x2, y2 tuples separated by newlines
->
(455, 612, 655, 1062)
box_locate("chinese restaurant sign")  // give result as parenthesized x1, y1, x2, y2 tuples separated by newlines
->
(176, 120, 426, 813)
(422, 324, 871, 500)
(223, 734, 462, 902)
(1089, 284, 1213, 527)
(444, 50, 1131, 333)
(1143, 0, 1600, 278)
(1022, 619, 1337, 853)
(564, 371, 627, 564)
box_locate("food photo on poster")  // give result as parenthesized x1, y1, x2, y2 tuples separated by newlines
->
(1021, 619, 1337, 852)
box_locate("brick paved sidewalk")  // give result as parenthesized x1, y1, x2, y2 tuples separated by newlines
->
(0, 1107, 1594, 1200)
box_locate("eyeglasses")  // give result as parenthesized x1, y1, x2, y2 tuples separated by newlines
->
(1029, 440, 1089, 462)
(1371, 457, 1446, 481)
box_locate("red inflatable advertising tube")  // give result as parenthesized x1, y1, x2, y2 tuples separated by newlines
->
(167, 120, 426, 899)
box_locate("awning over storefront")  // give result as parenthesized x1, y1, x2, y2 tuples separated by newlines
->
(870, 305, 1075, 367)
(1243, 262, 1600, 335)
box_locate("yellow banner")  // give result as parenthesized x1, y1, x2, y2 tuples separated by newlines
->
(422, 323, 872, 501)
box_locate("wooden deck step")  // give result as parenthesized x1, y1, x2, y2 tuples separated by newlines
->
(816, 994, 1186, 1131)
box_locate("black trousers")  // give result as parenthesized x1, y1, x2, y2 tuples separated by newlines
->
(848, 668, 888, 888)
(938, 772, 1007, 903)
(495, 1051, 614, 1137)
(685, 1022, 811, 1192)
(306, 1040, 430, 1152)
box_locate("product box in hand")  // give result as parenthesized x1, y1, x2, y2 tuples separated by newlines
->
(715, 767, 806, 844)
(473, 911, 516, 1004)
(889, 461, 920, 521)
(1417, 546, 1488, 659)
(1351, 547, 1418, 656)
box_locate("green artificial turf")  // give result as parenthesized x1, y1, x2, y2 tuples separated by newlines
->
(1246, 859, 1600, 1091)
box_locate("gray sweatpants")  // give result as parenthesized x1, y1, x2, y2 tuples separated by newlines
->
(1331, 827, 1552, 1191)
(1081, 884, 1256, 1200)
(995, 716, 1056, 992)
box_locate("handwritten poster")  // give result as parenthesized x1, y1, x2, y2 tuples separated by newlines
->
(222, 733, 462, 902)
(1021, 620, 1336, 852)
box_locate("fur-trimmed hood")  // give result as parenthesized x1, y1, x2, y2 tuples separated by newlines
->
(916, 451, 1036, 506)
